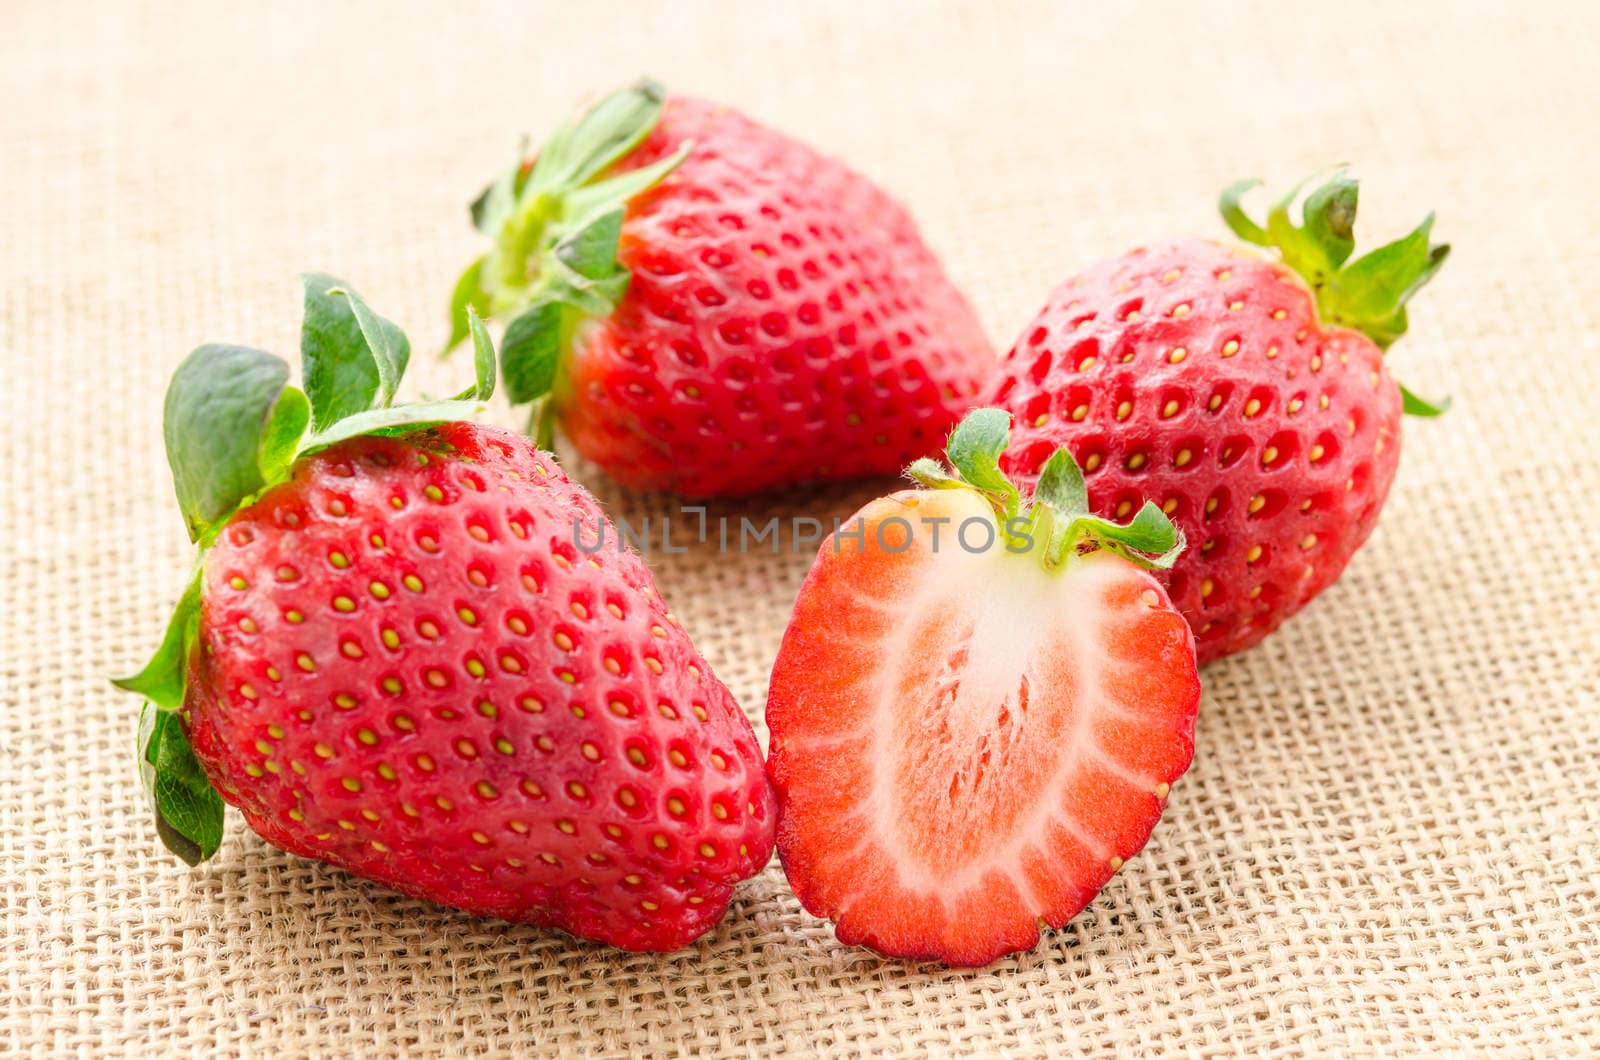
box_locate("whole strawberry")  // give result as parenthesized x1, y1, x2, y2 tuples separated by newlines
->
(116, 277, 775, 951)
(446, 79, 994, 497)
(983, 174, 1449, 662)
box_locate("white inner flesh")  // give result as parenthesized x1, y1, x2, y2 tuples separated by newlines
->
(860, 539, 1137, 898)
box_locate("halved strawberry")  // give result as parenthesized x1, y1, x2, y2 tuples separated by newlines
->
(766, 409, 1200, 966)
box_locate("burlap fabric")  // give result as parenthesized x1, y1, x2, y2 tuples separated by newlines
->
(5, 1, 1598, 1055)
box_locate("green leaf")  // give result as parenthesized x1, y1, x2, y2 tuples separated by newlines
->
(1027, 450, 1180, 570)
(443, 256, 491, 356)
(1400, 384, 1452, 417)
(470, 142, 531, 235)
(499, 301, 565, 405)
(469, 181, 495, 233)
(333, 283, 410, 409)
(903, 410, 1184, 574)
(163, 344, 292, 542)
(1329, 231, 1451, 349)
(258, 386, 310, 484)
(1033, 448, 1089, 521)
(532, 400, 558, 453)
(1218, 172, 1448, 352)
(1330, 214, 1437, 319)
(944, 408, 1022, 516)
(1259, 170, 1354, 285)
(1032, 448, 1092, 568)
(562, 142, 689, 225)
(545, 207, 635, 317)
(537, 263, 628, 318)
(1083, 504, 1180, 555)
(1219, 178, 1268, 245)
(464, 306, 497, 401)
(1068, 504, 1185, 571)
(459, 84, 690, 424)
(905, 457, 964, 490)
(555, 206, 626, 281)
(138, 704, 224, 866)
(300, 274, 412, 427)
(111, 569, 201, 710)
(945, 408, 1011, 477)
(300, 398, 487, 454)
(300, 273, 383, 430)
(1123, 503, 1181, 555)
(532, 78, 667, 190)
(1301, 175, 1358, 269)
(1360, 306, 1409, 350)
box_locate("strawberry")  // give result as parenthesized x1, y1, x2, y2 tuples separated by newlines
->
(983, 173, 1449, 662)
(766, 409, 1199, 966)
(115, 276, 775, 952)
(446, 79, 994, 497)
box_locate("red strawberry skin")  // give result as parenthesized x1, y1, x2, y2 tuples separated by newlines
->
(182, 423, 775, 951)
(984, 239, 1403, 663)
(767, 489, 1199, 966)
(556, 98, 994, 496)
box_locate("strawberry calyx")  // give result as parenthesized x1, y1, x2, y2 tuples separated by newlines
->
(112, 277, 497, 865)
(1220, 171, 1451, 416)
(445, 78, 690, 446)
(907, 408, 1184, 572)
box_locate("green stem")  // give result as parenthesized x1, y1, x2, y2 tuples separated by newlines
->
(533, 400, 557, 453)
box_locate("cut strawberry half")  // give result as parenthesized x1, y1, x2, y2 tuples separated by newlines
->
(766, 409, 1201, 966)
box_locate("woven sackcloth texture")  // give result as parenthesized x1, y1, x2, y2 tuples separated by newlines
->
(4, 1, 1599, 1055)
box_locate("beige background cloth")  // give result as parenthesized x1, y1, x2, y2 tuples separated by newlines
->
(5, 1, 1599, 1055)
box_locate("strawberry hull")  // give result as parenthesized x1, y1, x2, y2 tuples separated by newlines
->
(460, 87, 995, 498)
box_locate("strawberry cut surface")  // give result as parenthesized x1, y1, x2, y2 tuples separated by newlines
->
(766, 489, 1198, 966)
